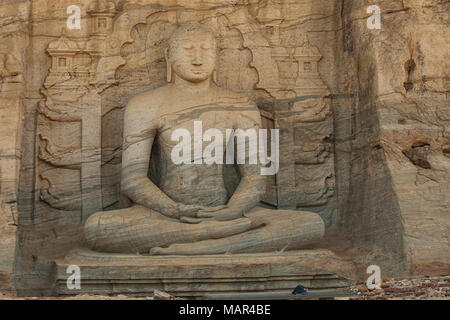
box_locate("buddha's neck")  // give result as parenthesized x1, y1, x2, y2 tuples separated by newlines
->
(173, 76, 213, 94)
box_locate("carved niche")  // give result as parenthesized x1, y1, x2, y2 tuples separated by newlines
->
(36, 0, 336, 227)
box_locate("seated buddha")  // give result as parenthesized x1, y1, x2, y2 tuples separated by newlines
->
(84, 23, 325, 255)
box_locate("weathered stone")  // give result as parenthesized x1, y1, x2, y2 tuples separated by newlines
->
(55, 249, 356, 298)
(0, 0, 447, 297)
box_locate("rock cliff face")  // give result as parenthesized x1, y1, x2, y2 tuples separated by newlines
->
(0, 0, 448, 295)
(335, 0, 449, 277)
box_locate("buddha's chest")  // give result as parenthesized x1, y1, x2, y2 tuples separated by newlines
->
(158, 108, 236, 153)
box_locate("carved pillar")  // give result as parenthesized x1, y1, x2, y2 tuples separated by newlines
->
(0, 52, 23, 292)
(232, 4, 336, 224)
(37, 0, 120, 222)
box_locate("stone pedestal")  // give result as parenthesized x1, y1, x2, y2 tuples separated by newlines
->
(55, 249, 356, 298)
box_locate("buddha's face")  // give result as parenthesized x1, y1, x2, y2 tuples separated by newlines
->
(168, 30, 217, 83)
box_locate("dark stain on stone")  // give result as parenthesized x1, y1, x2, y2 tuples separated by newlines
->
(404, 58, 416, 91)
(404, 58, 416, 74)
(403, 143, 431, 169)
(443, 146, 450, 158)
(403, 81, 413, 91)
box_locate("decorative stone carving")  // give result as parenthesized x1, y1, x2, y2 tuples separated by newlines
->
(0, 51, 22, 293)
(37, 6, 126, 221)
(275, 96, 335, 224)
(0, 53, 22, 84)
(271, 35, 328, 95)
(87, 0, 116, 37)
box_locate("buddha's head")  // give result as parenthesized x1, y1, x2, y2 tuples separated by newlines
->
(166, 23, 217, 84)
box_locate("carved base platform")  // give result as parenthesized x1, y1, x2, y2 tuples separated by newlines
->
(55, 249, 357, 298)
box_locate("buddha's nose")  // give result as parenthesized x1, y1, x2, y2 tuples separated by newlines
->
(192, 51, 203, 66)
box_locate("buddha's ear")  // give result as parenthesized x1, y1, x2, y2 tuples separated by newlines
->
(213, 69, 217, 84)
(164, 48, 172, 83)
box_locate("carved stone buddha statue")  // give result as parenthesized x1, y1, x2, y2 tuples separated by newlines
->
(84, 23, 325, 255)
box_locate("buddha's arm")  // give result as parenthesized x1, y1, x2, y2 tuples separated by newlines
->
(227, 109, 266, 216)
(228, 161, 266, 216)
(120, 101, 180, 218)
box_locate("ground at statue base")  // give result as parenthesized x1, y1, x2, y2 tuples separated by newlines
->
(348, 275, 450, 300)
(0, 289, 176, 300)
(1, 276, 449, 300)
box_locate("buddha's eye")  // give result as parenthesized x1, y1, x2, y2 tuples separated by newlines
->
(201, 45, 211, 50)
(183, 46, 194, 50)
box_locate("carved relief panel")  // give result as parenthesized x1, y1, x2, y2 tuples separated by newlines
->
(36, 0, 336, 227)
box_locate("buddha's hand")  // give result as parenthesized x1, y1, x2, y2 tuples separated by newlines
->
(175, 204, 227, 221)
(179, 205, 241, 224)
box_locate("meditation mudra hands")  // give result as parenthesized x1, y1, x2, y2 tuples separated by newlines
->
(174, 203, 241, 223)
(180, 205, 242, 224)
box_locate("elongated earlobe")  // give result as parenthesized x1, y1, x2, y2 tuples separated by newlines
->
(167, 63, 172, 83)
(213, 69, 217, 84)
(165, 48, 172, 83)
